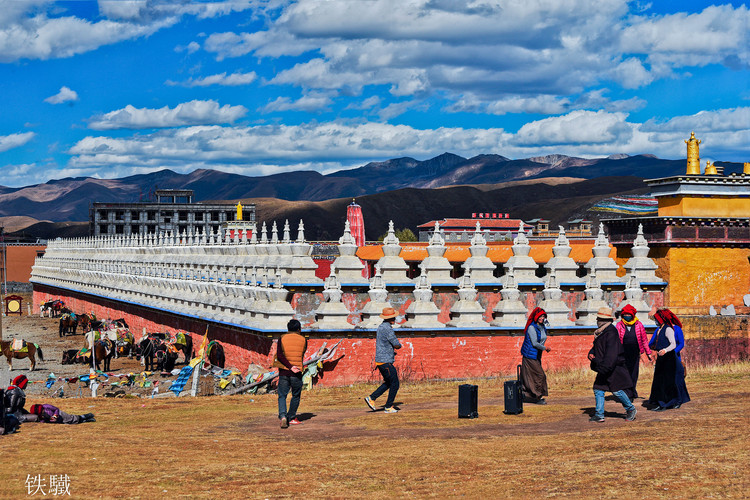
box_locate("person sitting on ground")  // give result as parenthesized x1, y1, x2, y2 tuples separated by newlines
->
(272, 319, 308, 429)
(26, 404, 95, 424)
(588, 307, 637, 423)
(364, 307, 402, 414)
(520, 307, 551, 405)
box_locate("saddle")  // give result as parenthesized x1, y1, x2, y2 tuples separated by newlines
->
(11, 339, 26, 352)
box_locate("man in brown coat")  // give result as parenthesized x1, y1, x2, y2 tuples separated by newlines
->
(273, 319, 308, 429)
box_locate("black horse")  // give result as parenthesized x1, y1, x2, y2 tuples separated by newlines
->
(136, 337, 178, 372)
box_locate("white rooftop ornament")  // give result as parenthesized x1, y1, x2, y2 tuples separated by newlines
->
(491, 271, 529, 327)
(503, 221, 541, 285)
(538, 270, 575, 326)
(575, 270, 609, 326)
(585, 223, 622, 284)
(312, 274, 356, 330)
(375, 220, 409, 284)
(446, 273, 489, 328)
(331, 219, 368, 284)
(620, 272, 655, 327)
(462, 221, 498, 284)
(545, 226, 581, 284)
(623, 224, 660, 283)
(418, 221, 454, 285)
(359, 266, 395, 329)
(402, 273, 444, 329)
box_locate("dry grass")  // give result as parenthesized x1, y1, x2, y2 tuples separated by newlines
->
(1, 362, 748, 499)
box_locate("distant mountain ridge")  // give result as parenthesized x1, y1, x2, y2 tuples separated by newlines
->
(0, 152, 741, 223)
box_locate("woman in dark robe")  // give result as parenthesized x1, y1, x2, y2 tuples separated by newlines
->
(647, 309, 684, 410)
(615, 304, 652, 400)
(655, 308, 690, 408)
(520, 307, 551, 405)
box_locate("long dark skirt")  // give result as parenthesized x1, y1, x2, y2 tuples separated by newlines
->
(675, 356, 691, 406)
(649, 351, 679, 408)
(622, 343, 641, 400)
(521, 356, 548, 401)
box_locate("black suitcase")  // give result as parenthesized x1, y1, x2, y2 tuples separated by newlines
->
(458, 384, 478, 418)
(503, 365, 524, 415)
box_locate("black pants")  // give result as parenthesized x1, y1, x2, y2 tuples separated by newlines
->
(278, 373, 303, 420)
(370, 363, 400, 408)
(622, 342, 641, 399)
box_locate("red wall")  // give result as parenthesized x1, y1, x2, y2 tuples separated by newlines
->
(34, 284, 596, 385)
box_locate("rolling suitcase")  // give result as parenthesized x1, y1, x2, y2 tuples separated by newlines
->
(503, 365, 524, 415)
(458, 384, 478, 418)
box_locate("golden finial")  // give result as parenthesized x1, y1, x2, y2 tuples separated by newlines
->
(236, 201, 243, 221)
(744, 162, 750, 175)
(705, 161, 717, 175)
(685, 132, 701, 175)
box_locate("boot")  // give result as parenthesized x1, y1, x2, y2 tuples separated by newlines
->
(81, 413, 96, 423)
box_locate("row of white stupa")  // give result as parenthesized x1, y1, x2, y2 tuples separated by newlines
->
(31, 219, 661, 329)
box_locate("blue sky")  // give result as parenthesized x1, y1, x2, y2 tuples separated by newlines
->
(0, 0, 748, 187)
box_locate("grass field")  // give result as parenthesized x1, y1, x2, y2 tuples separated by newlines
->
(2, 362, 748, 499)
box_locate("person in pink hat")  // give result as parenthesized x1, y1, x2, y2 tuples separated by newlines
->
(364, 307, 402, 413)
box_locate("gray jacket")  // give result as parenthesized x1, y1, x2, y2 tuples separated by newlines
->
(374, 321, 401, 364)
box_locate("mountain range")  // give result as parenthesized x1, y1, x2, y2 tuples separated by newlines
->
(0, 153, 742, 240)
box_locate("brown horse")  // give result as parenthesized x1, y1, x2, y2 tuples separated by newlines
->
(1, 340, 44, 371)
(59, 314, 78, 337)
(92, 339, 115, 372)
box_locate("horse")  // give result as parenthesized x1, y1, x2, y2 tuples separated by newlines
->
(114, 330, 135, 358)
(171, 333, 194, 364)
(59, 314, 78, 337)
(92, 339, 115, 372)
(61, 349, 86, 365)
(78, 313, 96, 332)
(135, 337, 177, 372)
(40, 300, 65, 318)
(1, 340, 44, 371)
(206, 341, 225, 368)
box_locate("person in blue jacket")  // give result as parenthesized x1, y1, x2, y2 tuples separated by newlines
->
(520, 307, 551, 405)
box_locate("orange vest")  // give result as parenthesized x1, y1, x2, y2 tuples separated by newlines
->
(272, 333, 307, 370)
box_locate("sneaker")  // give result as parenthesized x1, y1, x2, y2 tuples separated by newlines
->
(589, 414, 605, 423)
(534, 398, 548, 405)
(653, 406, 667, 412)
(288, 418, 302, 425)
(673, 404, 681, 409)
(625, 408, 637, 421)
(280, 417, 288, 429)
(383, 407, 399, 414)
(364, 396, 376, 411)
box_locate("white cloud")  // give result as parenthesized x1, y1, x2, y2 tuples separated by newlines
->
(199, 0, 748, 107)
(514, 110, 634, 146)
(261, 93, 333, 113)
(44, 86, 79, 104)
(168, 71, 257, 87)
(0, 132, 35, 152)
(0, 0, 260, 63)
(87, 100, 248, 130)
(609, 58, 653, 89)
(641, 107, 750, 134)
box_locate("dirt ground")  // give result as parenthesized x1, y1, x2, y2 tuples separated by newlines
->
(1, 305, 749, 498)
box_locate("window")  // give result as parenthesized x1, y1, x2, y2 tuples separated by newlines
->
(99, 224, 107, 234)
(115, 211, 124, 220)
(179, 211, 188, 221)
(147, 211, 156, 220)
(115, 225, 124, 234)
(226, 212, 234, 221)
(98, 210, 107, 219)
(148, 225, 156, 233)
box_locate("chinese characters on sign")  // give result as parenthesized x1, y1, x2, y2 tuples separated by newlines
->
(25, 474, 71, 496)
